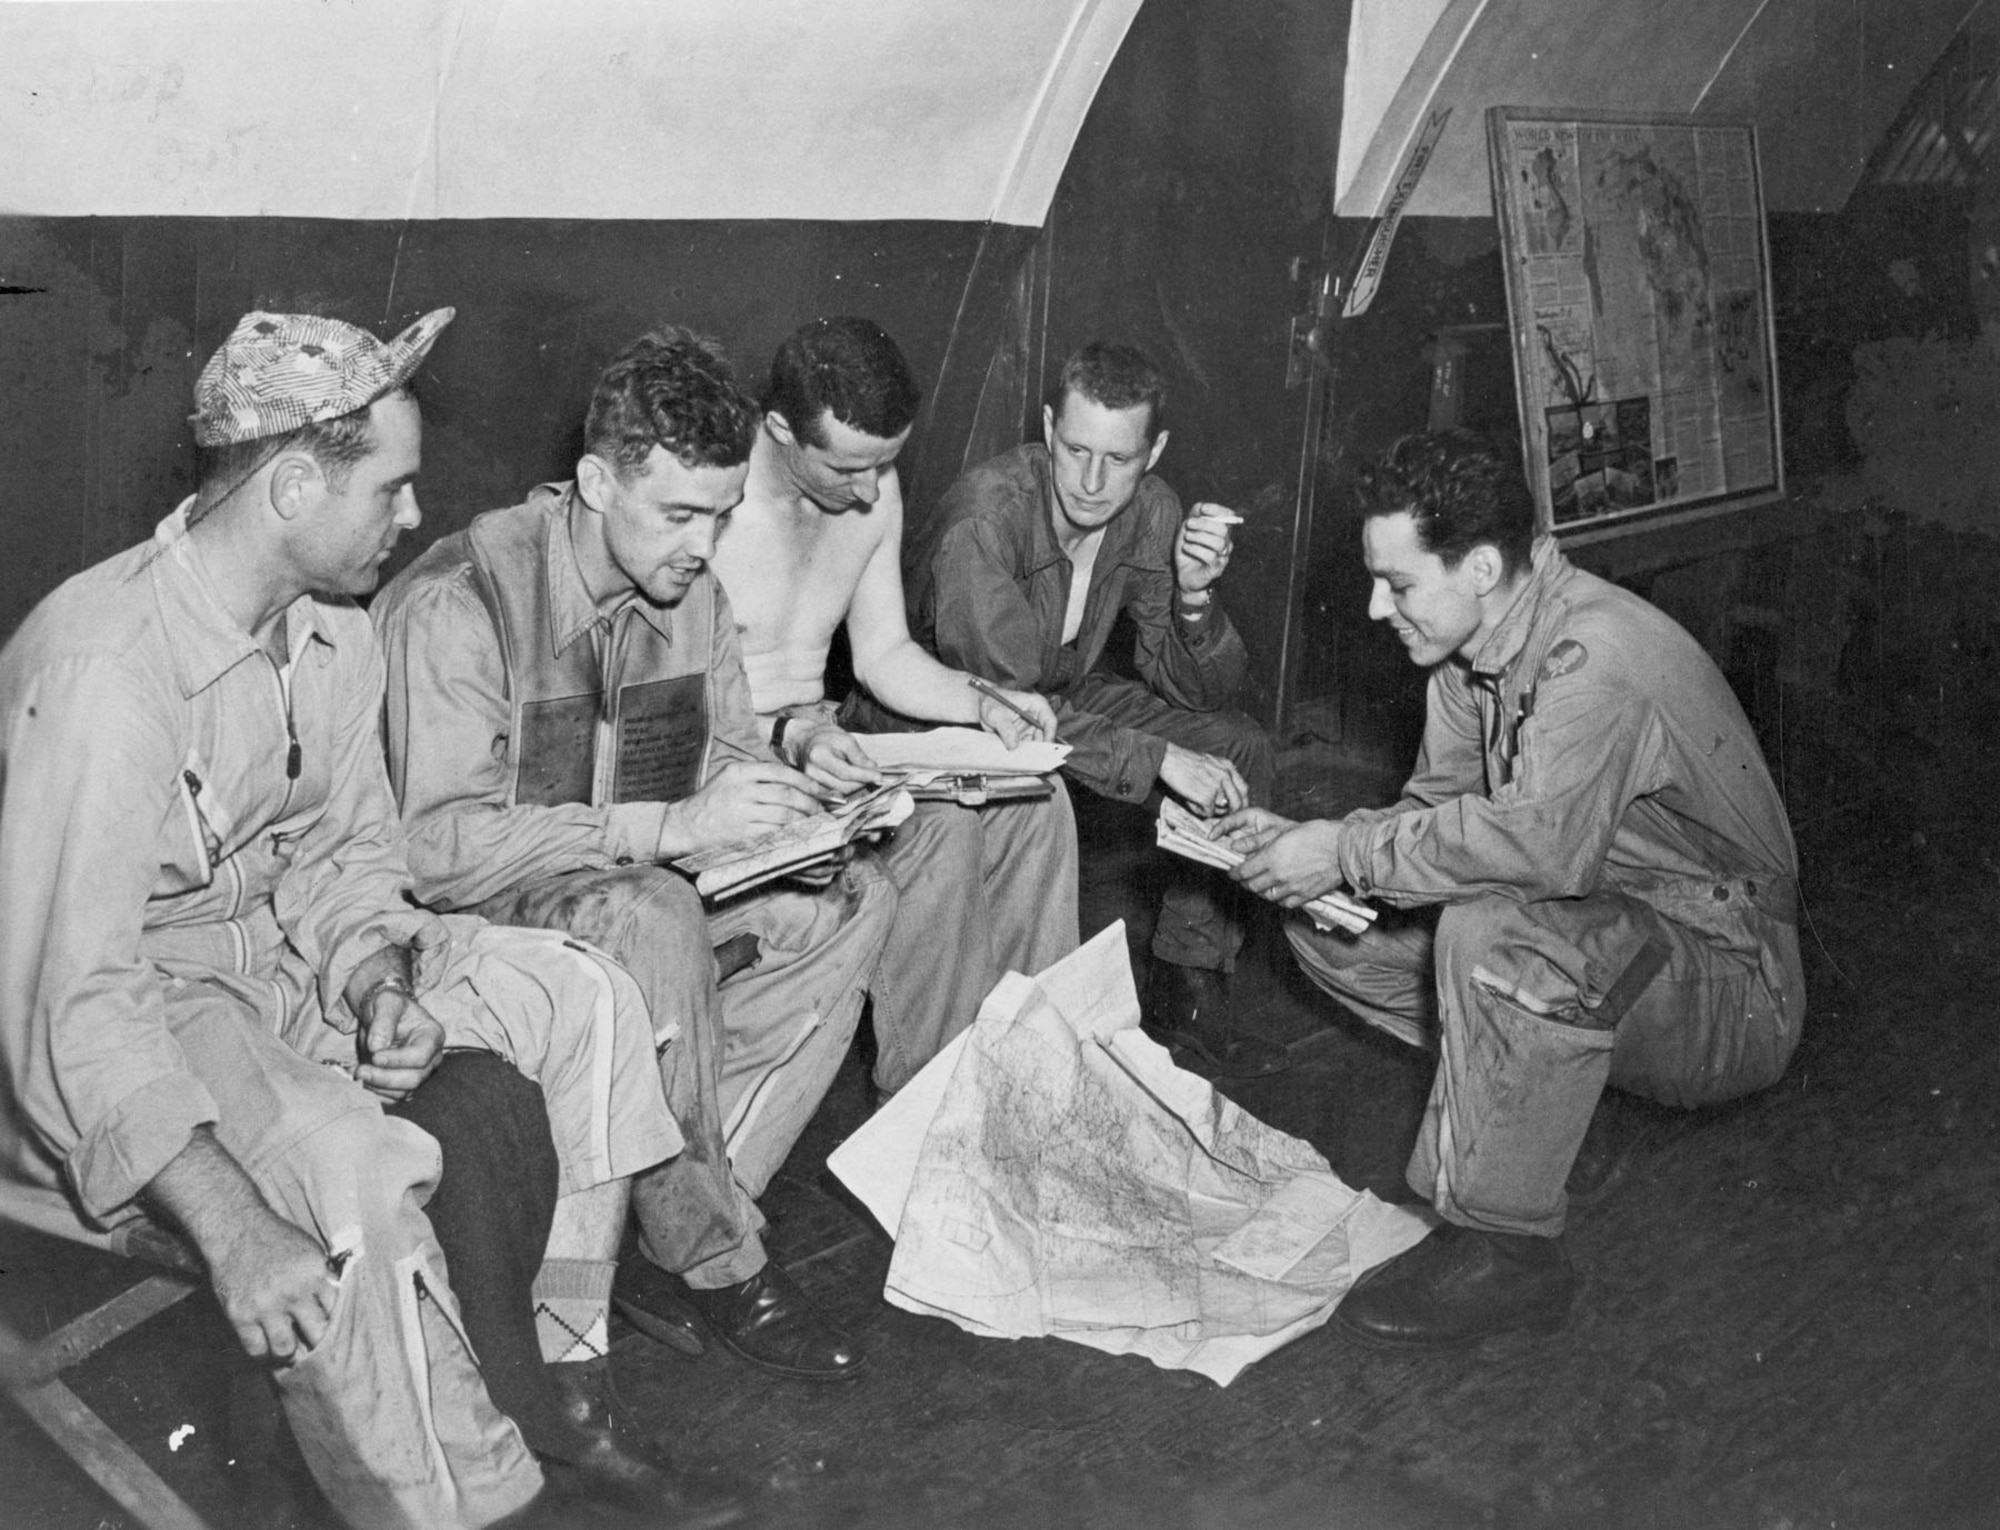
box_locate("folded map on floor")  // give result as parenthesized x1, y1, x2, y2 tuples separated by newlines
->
(828, 924, 1434, 1385)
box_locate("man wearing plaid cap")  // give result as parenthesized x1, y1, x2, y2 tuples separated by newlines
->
(0, 310, 731, 1527)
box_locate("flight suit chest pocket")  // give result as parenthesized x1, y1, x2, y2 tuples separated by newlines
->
(612, 674, 707, 805)
(161, 755, 231, 891)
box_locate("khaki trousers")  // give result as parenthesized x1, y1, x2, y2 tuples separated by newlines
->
(8, 982, 545, 1530)
(1066, 674, 1275, 973)
(478, 859, 894, 1286)
(1286, 889, 1802, 1236)
(868, 785, 1080, 1092)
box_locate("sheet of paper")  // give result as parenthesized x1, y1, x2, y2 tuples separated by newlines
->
(827, 1022, 978, 1236)
(829, 924, 1435, 1386)
(859, 727, 1070, 776)
(1210, 1172, 1361, 1282)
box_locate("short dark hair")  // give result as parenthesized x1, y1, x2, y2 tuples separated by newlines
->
(766, 317, 921, 449)
(1354, 431, 1536, 578)
(586, 328, 758, 477)
(1050, 341, 1168, 439)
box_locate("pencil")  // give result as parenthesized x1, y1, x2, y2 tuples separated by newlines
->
(966, 675, 1043, 736)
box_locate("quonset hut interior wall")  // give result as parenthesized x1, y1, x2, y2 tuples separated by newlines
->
(14, 1, 1998, 793)
(0, 215, 1039, 640)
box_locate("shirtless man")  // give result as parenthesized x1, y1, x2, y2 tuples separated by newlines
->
(708, 317, 1078, 1093)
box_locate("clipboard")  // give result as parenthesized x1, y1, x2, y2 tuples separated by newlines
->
(901, 772, 1054, 808)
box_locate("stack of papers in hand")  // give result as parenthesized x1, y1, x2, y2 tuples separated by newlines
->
(1156, 799, 1375, 934)
(673, 780, 914, 900)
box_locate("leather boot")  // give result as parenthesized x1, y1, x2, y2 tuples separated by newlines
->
(1335, 1221, 1577, 1348)
(611, 1249, 707, 1356)
(683, 1262, 869, 1382)
(1141, 960, 1291, 1078)
(537, 1356, 746, 1526)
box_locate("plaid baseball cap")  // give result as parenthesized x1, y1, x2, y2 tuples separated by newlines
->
(189, 307, 455, 447)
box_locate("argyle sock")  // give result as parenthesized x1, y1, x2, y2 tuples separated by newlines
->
(533, 1258, 615, 1364)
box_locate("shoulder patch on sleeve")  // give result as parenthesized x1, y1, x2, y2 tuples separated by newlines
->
(1541, 638, 1589, 680)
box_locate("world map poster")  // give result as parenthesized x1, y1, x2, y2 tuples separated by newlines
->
(1486, 109, 1783, 537)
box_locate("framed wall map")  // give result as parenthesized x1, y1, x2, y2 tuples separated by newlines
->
(1486, 107, 1783, 541)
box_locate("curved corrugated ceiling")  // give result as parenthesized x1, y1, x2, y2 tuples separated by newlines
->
(12, 0, 1980, 231)
(0, 0, 1143, 225)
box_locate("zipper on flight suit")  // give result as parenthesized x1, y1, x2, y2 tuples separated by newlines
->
(593, 613, 628, 806)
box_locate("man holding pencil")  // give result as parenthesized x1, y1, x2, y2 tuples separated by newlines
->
(915, 341, 1285, 1078)
(374, 327, 894, 1383)
(708, 317, 1079, 1097)
(1220, 431, 1804, 1347)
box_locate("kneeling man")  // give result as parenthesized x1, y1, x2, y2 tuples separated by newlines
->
(375, 327, 893, 1381)
(709, 317, 1079, 1094)
(1223, 431, 1804, 1346)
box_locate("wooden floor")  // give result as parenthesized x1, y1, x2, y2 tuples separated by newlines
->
(6, 736, 2000, 1529)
